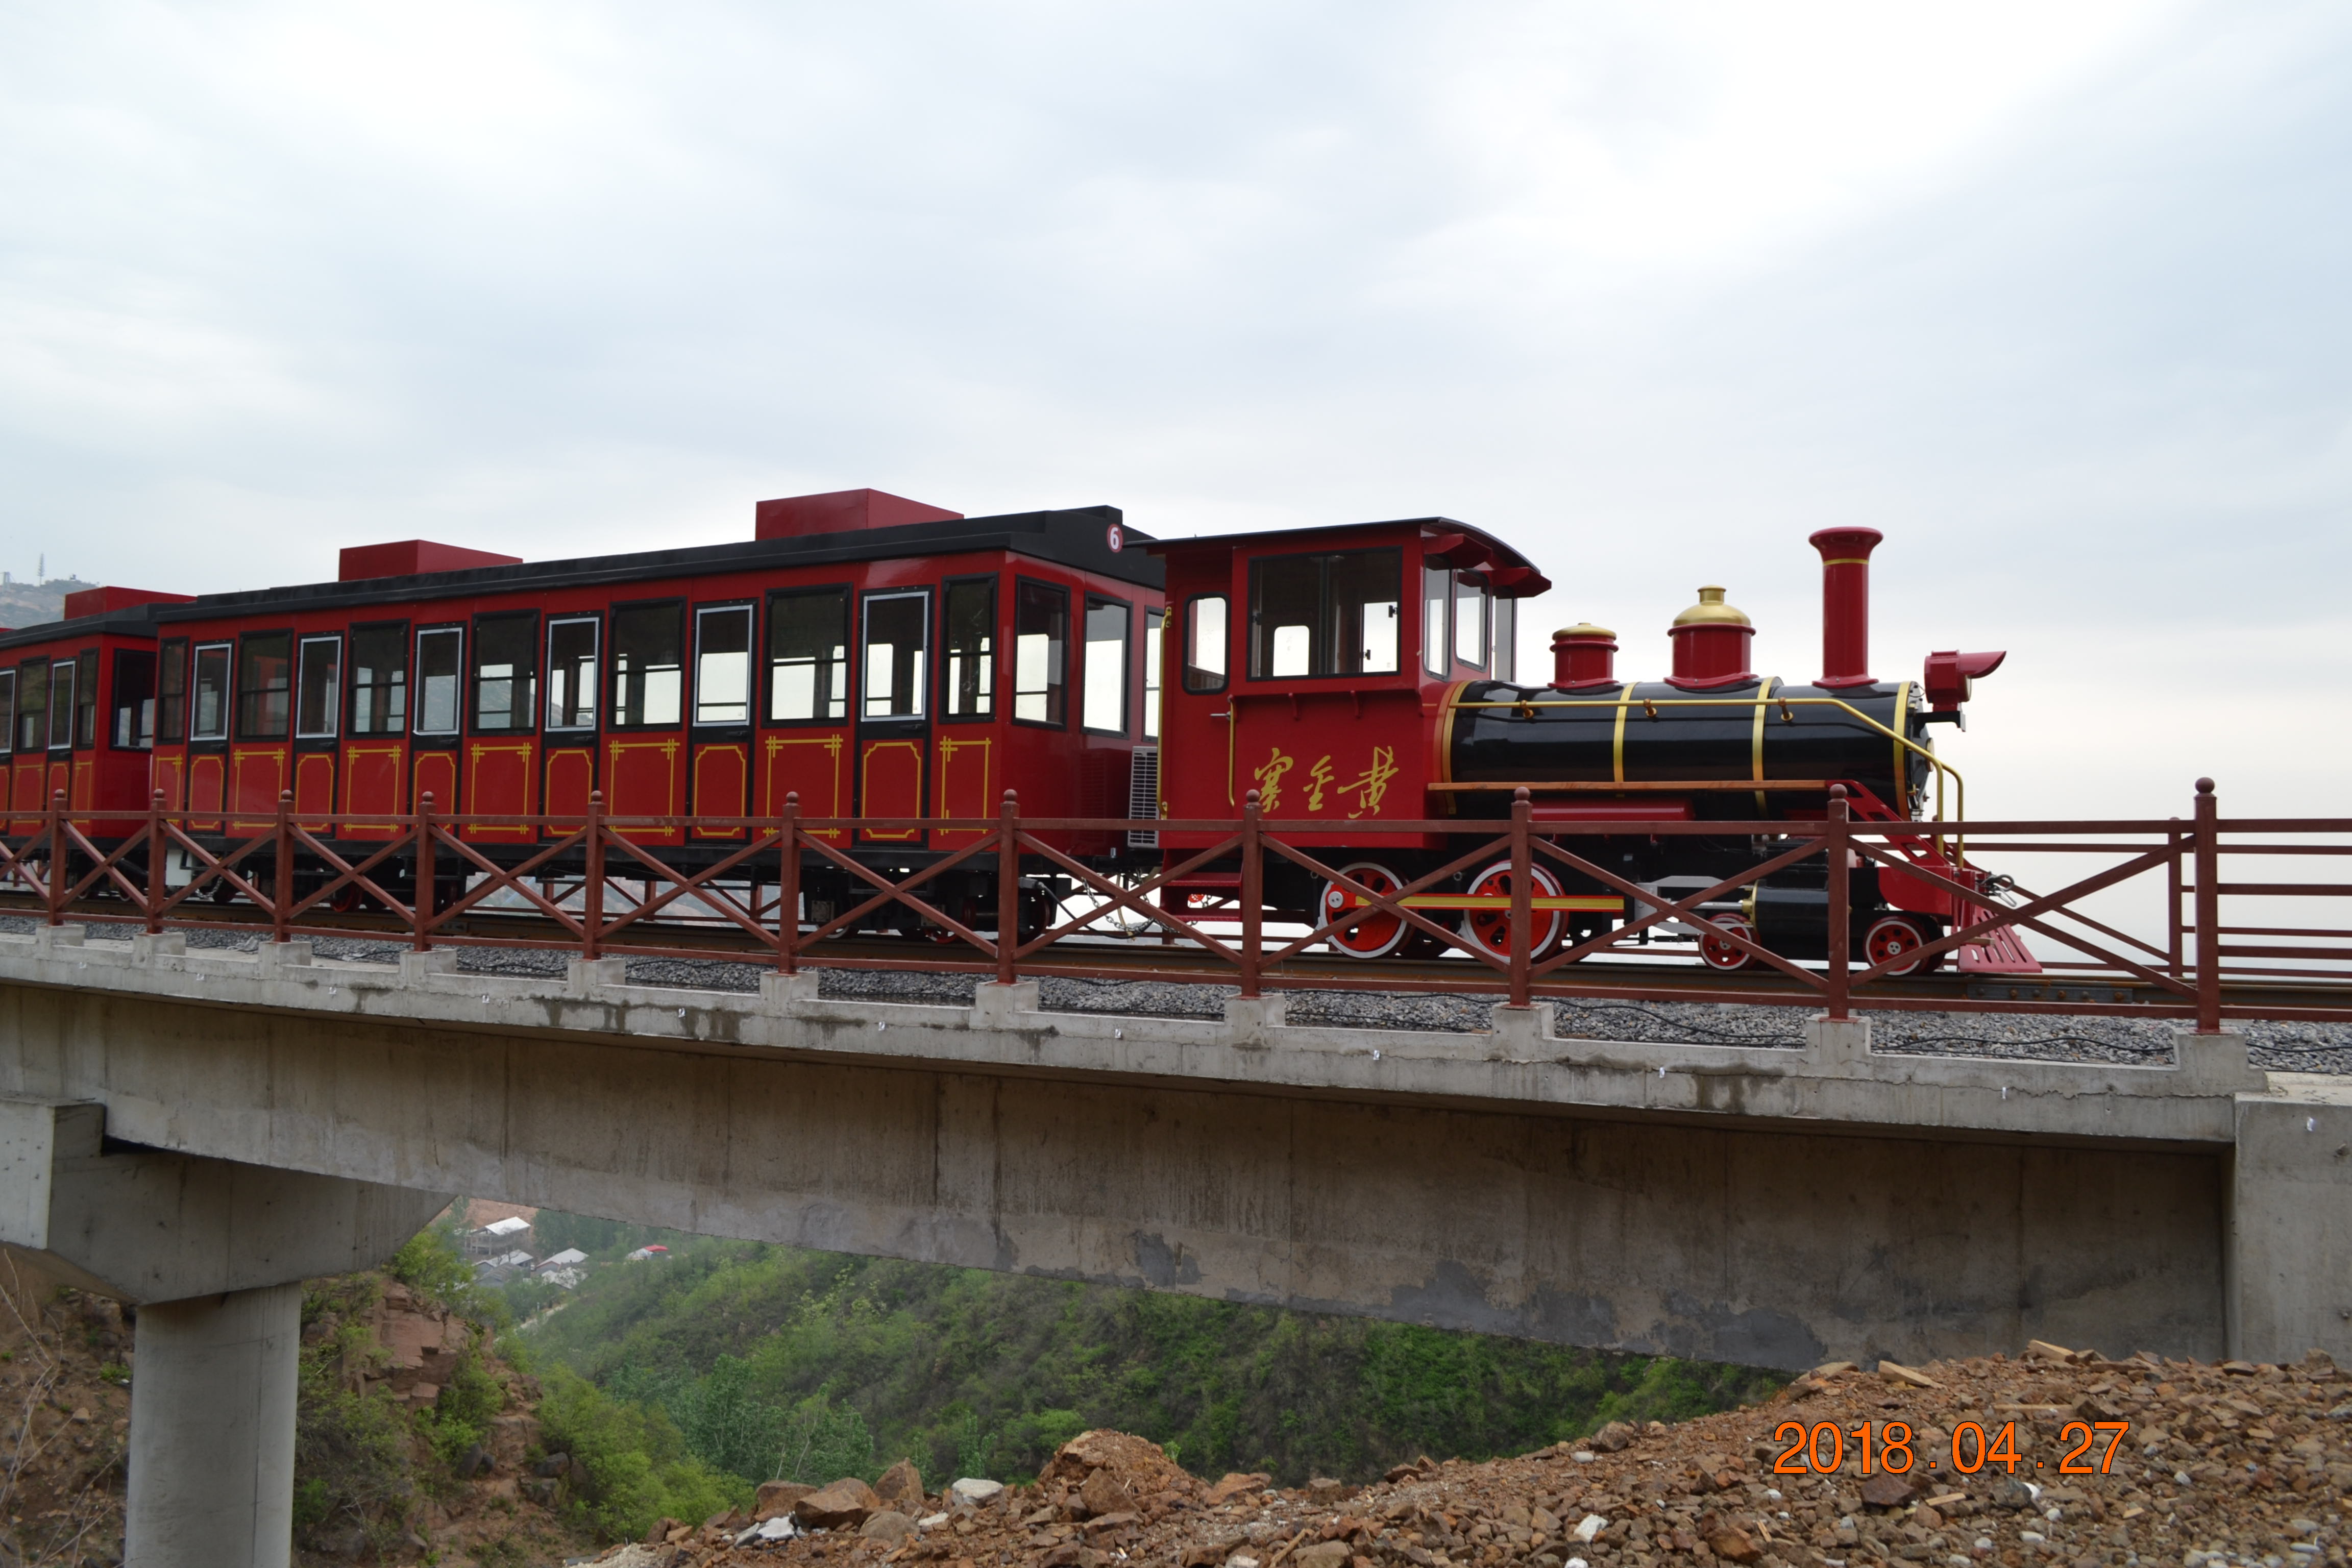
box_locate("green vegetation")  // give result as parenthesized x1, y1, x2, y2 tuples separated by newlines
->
(516, 1227, 1786, 1493)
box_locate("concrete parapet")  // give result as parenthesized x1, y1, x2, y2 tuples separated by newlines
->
(971, 981, 1041, 1027)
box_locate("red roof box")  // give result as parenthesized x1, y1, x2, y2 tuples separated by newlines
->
(754, 488, 962, 541)
(62, 586, 197, 619)
(338, 540, 525, 582)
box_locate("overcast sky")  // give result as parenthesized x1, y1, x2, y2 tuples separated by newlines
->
(3, 1, 2347, 819)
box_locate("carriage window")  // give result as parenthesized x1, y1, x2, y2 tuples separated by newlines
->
(1013, 580, 1066, 725)
(15, 661, 47, 752)
(1423, 560, 1450, 677)
(546, 618, 598, 730)
(1492, 596, 1516, 683)
(1143, 608, 1163, 740)
(236, 632, 291, 740)
(190, 645, 229, 741)
(1181, 596, 1227, 694)
(1248, 548, 1401, 679)
(296, 637, 341, 739)
(413, 628, 462, 736)
(1083, 598, 1128, 734)
(943, 579, 994, 719)
(74, 650, 97, 748)
(157, 641, 186, 744)
(1453, 574, 1486, 669)
(472, 614, 536, 731)
(767, 589, 847, 723)
(862, 592, 927, 720)
(611, 604, 682, 727)
(0, 669, 13, 755)
(348, 626, 406, 736)
(47, 659, 77, 749)
(111, 650, 157, 749)
(694, 606, 752, 726)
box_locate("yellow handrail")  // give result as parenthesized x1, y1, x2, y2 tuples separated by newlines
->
(1449, 693, 1965, 859)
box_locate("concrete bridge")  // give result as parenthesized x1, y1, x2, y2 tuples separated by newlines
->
(1, 923, 2347, 1564)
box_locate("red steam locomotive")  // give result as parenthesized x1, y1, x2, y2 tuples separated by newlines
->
(0, 488, 2011, 973)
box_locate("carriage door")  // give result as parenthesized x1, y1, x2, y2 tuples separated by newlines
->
(605, 601, 685, 845)
(689, 603, 753, 839)
(933, 576, 997, 848)
(758, 587, 850, 842)
(855, 589, 929, 845)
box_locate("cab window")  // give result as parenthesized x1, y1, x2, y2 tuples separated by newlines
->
(1181, 596, 1227, 694)
(1248, 548, 1401, 679)
(1491, 596, 1517, 682)
(1453, 574, 1486, 669)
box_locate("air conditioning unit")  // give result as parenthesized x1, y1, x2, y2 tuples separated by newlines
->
(1126, 747, 1159, 848)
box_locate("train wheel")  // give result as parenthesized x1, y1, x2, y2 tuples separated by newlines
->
(1458, 862, 1564, 959)
(1321, 862, 1411, 960)
(1864, 914, 1938, 977)
(1698, 914, 1757, 971)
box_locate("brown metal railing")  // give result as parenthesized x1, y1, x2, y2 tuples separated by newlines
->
(2, 780, 2348, 1026)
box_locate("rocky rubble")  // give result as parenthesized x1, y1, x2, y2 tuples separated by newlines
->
(591, 1343, 2351, 1568)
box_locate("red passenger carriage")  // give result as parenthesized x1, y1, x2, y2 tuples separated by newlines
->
(0, 587, 191, 844)
(143, 491, 1164, 926)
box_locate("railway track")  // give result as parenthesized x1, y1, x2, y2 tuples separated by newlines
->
(9, 890, 2342, 1016)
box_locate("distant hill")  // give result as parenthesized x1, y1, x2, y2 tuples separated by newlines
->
(0, 578, 94, 631)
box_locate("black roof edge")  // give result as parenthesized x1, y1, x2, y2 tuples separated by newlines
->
(152, 506, 1161, 624)
(0, 603, 172, 654)
(1142, 515, 1536, 573)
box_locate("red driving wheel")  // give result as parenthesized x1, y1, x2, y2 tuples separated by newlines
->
(1322, 862, 1410, 960)
(1459, 861, 1565, 959)
(1864, 915, 1938, 977)
(1698, 914, 1757, 971)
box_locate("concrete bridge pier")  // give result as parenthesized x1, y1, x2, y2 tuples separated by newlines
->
(0, 1094, 448, 1568)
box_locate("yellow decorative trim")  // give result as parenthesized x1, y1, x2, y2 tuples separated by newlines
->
(859, 739, 926, 841)
(1752, 675, 1776, 815)
(691, 743, 749, 838)
(1611, 682, 1635, 784)
(340, 742, 407, 831)
(765, 733, 846, 839)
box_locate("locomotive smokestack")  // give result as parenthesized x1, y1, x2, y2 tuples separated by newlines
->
(1807, 526, 1883, 689)
(1550, 623, 1618, 689)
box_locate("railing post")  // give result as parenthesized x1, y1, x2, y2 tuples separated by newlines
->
(44, 789, 65, 927)
(2194, 776, 2220, 1033)
(1239, 789, 1263, 1000)
(1508, 786, 1533, 1008)
(778, 792, 800, 975)
(581, 790, 605, 963)
(2167, 815, 2186, 982)
(1824, 784, 1850, 1021)
(272, 789, 293, 946)
(413, 792, 436, 953)
(997, 790, 1020, 985)
(145, 789, 166, 935)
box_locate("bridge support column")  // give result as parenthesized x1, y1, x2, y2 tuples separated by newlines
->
(126, 1283, 303, 1567)
(0, 1094, 450, 1568)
